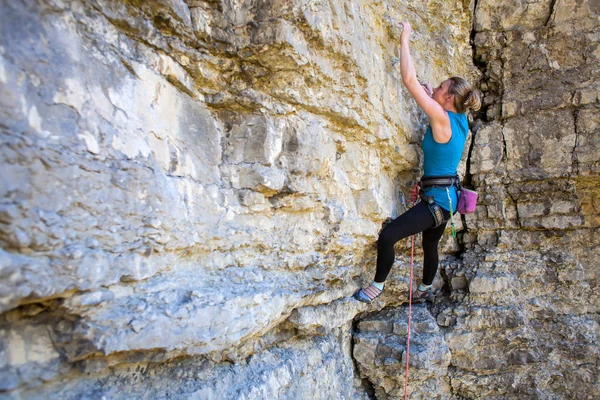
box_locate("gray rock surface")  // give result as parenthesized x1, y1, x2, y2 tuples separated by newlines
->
(1, 0, 599, 398)
(354, 305, 452, 399)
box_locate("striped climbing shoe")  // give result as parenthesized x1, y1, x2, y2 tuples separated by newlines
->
(353, 284, 383, 303)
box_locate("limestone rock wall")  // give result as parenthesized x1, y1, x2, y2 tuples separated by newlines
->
(1, 0, 598, 398)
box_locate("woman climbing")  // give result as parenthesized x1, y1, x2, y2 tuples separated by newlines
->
(354, 21, 482, 303)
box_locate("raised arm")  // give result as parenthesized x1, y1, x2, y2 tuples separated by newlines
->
(398, 22, 451, 143)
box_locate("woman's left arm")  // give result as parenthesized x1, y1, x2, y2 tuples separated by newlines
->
(398, 22, 449, 136)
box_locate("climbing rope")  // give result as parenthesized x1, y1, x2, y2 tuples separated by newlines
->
(404, 232, 415, 400)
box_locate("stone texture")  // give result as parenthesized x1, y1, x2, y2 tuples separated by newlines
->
(1, 0, 599, 398)
(353, 306, 452, 399)
(11, 327, 369, 400)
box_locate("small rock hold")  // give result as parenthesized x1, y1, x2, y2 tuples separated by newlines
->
(129, 319, 148, 333)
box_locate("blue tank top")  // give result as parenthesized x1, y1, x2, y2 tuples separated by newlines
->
(421, 111, 469, 211)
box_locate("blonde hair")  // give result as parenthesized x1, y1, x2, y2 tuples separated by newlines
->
(448, 76, 482, 113)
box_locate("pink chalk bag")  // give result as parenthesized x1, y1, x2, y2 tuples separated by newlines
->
(457, 187, 478, 214)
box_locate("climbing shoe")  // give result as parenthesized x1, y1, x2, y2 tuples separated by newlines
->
(353, 284, 383, 303)
(412, 287, 434, 303)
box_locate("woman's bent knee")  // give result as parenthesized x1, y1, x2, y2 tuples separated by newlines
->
(378, 228, 396, 248)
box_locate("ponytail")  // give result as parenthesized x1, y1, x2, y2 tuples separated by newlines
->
(448, 77, 482, 113)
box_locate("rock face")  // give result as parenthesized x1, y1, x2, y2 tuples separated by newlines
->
(0, 0, 598, 398)
(354, 305, 452, 399)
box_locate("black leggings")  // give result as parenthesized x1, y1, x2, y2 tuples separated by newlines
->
(374, 201, 450, 284)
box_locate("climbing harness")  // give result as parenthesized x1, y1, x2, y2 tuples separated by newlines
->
(419, 175, 460, 188)
(419, 174, 461, 236)
(421, 174, 478, 217)
(420, 193, 447, 228)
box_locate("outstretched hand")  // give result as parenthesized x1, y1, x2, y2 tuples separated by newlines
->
(400, 21, 412, 44)
(421, 82, 433, 97)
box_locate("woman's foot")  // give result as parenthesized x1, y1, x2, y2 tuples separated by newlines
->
(354, 283, 383, 303)
(412, 286, 434, 303)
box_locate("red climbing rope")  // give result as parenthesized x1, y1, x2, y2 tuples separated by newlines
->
(403, 234, 415, 400)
